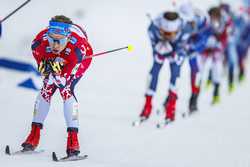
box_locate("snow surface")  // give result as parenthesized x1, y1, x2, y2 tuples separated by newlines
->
(0, 0, 250, 167)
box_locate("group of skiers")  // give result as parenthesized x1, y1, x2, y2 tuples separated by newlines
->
(137, 0, 250, 126)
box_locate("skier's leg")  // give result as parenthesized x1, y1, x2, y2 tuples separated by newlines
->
(63, 97, 79, 129)
(59, 77, 82, 156)
(238, 23, 250, 81)
(202, 51, 213, 88)
(21, 122, 43, 151)
(189, 53, 201, 94)
(211, 51, 223, 104)
(164, 58, 182, 121)
(22, 80, 57, 150)
(66, 127, 80, 156)
(237, 43, 248, 82)
(189, 53, 203, 112)
(226, 41, 238, 92)
(140, 54, 165, 119)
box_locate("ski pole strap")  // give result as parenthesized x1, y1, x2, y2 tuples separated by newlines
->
(1, 0, 31, 23)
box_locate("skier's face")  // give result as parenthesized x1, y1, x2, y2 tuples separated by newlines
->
(48, 33, 69, 54)
(210, 15, 222, 32)
(160, 29, 178, 41)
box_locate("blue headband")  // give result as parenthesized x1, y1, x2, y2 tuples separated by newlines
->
(48, 21, 71, 36)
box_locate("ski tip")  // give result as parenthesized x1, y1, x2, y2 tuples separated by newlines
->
(52, 152, 58, 162)
(5, 145, 11, 155)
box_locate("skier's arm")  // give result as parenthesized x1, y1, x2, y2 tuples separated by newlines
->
(63, 49, 82, 77)
(187, 27, 212, 53)
(62, 40, 92, 78)
(31, 30, 49, 65)
(148, 22, 160, 48)
(31, 38, 44, 64)
(31, 35, 52, 76)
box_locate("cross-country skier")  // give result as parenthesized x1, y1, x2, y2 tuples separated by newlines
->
(21, 15, 92, 157)
(219, 3, 239, 92)
(178, 1, 211, 114)
(137, 10, 189, 125)
(201, 7, 228, 104)
(237, 4, 250, 82)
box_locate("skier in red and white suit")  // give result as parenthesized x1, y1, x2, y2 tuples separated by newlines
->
(21, 15, 92, 157)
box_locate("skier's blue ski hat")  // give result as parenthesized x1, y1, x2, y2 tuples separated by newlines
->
(48, 21, 71, 36)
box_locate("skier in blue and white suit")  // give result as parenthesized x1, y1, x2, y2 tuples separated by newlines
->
(236, 3, 250, 81)
(178, 2, 212, 113)
(139, 11, 190, 123)
(219, 3, 240, 92)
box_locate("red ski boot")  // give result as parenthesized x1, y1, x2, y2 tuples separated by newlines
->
(164, 91, 177, 122)
(66, 128, 80, 156)
(139, 95, 153, 119)
(21, 122, 43, 151)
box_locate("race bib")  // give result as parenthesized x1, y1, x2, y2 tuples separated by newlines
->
(155, 41, 173, 55)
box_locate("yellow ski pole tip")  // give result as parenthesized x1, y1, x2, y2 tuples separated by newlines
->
(127, 45, 134, 52)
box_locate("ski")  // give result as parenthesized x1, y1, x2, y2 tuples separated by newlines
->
(182, 109, 199, 118)
(182, 112, 188, 118)
(52, 152, 88, 162)
(132, 117, 148, 127)
(5, 145, 44, 156)
(156, 119, 173, 129)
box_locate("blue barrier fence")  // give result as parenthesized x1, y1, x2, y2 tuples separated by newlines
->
(0, 58, 39, 75)
(0, 58, 40, 91)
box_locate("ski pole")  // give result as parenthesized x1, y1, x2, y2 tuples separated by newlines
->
(83, 45, 134, 60)
(0, 0, 31, 23)
(146, 13, 153, 22)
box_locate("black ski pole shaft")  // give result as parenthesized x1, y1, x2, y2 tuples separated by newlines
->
(83, 45, 133, 60)
(1, 0, 31, 23)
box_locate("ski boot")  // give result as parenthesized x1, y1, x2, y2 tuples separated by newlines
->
(66, 128, 80, 157)
(21, 122, 42, 151)
(205, 70, 213, 89)
(132, 95, 152, 126)
(139, 95, 153, 120)
(189, 93, 199, 114)
(228, 71, 235, 93)
(164, 91, 177, 123)
(212, 83, 220, 105)
(239, 70, 245, 83)
(212, 95, 220, 105)
(156, 92, 177, 128)
(228, 83, 235, 93)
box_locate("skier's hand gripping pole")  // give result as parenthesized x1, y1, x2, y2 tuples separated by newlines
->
(83, 45, 134, 60)
(0, 0, 31, 23)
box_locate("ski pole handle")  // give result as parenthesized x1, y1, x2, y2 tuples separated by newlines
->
(83, 45, 134, 60)
(0, 0, 31, 23)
